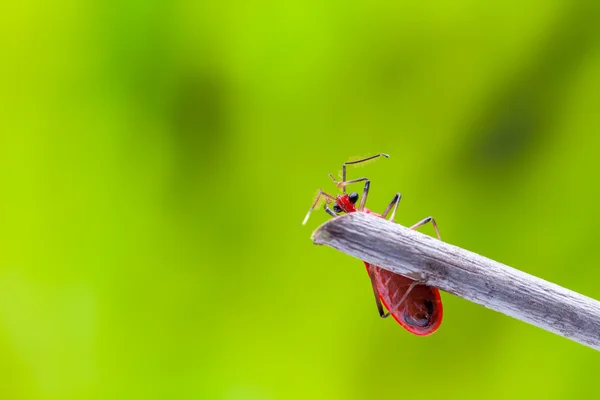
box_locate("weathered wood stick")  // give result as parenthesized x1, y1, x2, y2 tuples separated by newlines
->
(311, 212, 600, 351)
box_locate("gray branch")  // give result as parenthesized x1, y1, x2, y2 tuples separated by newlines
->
(311, 212, 600, 350)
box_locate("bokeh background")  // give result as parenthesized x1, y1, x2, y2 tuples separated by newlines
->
(1, 1, 600, 399)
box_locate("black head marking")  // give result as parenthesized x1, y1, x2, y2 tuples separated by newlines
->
(348, 192, 359, 204)
(333, 204, 343, 213)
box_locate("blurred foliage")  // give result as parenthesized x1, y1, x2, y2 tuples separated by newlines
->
(1, 1, 600, 399)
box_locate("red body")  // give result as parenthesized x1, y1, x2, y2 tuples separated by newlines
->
(335, 194, 443, 336)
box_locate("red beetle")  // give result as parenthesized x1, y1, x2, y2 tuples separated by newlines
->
(303, 154, 443, 335)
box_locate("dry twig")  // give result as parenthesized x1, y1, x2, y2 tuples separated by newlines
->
(312, 212, 600, 351)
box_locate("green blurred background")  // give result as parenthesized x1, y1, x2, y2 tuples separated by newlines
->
(1, 0, 600, 399)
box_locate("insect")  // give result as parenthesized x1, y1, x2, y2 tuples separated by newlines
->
(302, 154, 443, 335)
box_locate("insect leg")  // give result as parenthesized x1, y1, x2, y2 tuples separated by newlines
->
(328, 175, 368, 188)
(409, 216, 441, 240)
(328, 175, 371, 211)
(381, 279, 426, 318)
(367, 266, 426, 318)
(341, 153, 389, 194)
(380, 193, 402, 222)
(358, 180, 370, 211)
(367, 265, 387, 318)
(302, 189, 337, 225)
(323, 204, 337, 218)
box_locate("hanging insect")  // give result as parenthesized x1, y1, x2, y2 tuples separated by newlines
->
(302, 154, 443, 335)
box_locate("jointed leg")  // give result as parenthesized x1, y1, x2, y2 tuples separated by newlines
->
(323, 204, 337, 218)
(341, 153, 389, 194)
(381, 279, 425, 318)
(359, 180, 370, 211)
(409, 216, 441, 240)
(302, 189, 337, 225)
(368, 266, 386, 317)
(367, 266, 424, 318)
(328, 175, 368, 189)
(303, 153, 389, 223)
(328, 175, 371, 211)
(381, 193, 402, 222)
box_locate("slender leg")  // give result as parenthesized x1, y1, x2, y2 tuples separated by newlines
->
(302, 189, 337, 225)
(328, 175, 368, 189)
(367, 265, 425, 318)
(409, 216, 441, 240)
(341, 153, 389, 194)
(368, 266, 386, 317)
(328, 175, 371, 211)
(323, 204, 337, 218)
(381, 280, 425, 318)
(381, 193, 402, 222)
(359, 180, 370, 211)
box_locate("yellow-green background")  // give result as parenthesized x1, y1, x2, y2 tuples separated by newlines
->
(1, 1, 599, 399)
